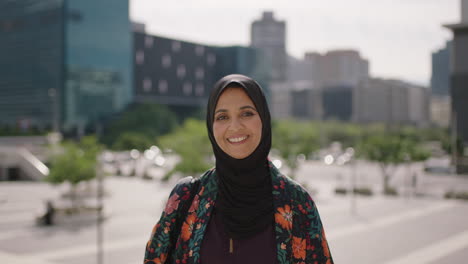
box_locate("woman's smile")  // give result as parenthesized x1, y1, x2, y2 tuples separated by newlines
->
(227, 135, 249, 144)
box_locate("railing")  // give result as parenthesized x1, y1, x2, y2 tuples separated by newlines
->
(0, 146, 49, 180)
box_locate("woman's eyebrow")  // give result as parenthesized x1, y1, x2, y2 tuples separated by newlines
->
(215, 109, 227, 114)
(215, 106, 256, 114)
(240, 106, 257, 111)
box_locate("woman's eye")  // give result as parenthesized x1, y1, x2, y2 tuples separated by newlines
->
(242, 111, 254, 117)
(216, 115, 228, 121)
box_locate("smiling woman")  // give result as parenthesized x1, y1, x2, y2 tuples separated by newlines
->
(144, 74, 333, 264)
(212, 87, 262, 159)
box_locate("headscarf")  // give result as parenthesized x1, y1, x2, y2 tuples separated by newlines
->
(206, 74, 274, 239)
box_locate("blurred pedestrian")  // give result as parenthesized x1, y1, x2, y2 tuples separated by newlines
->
(44, 200, 55, 226)
(144, 74, 333, 264)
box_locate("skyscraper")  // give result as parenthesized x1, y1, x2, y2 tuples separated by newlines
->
(431, 41, 452, 96)
(444, 0, 468, 173)
(251, 11, 287, 82)
(0, 0, 133, 133)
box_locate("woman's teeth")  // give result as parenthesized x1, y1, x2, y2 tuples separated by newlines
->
(228, 136, 247, 143)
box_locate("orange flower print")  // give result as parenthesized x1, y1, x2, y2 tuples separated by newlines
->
(144, 253, 167, 264)
(275, 205, 292, 230)
(181, 213, 197, 241)
(321, 229, 332, 263)
(292, 236, 306, 260)
(188, 195, 200, 213)
(148, 253, 167, 264)
(164, 193, 180, 215)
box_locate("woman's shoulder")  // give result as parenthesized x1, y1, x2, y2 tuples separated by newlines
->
(169, 168, 215, 195)
(270, 164, 314, 204)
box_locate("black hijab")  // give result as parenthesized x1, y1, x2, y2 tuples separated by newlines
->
(206, 74, 274, 240)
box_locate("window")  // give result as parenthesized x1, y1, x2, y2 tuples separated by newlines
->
(207, 53, 216, 66)
(195, 83, 204, 96)
(172, 41, 181, 52)
(195, 67, 204, 80)
(143, 78, 152, 92)
(136, 50, 144, 65)
(68, 10, 83, 23)
(145, 36, 154, 48)
(195, 45, 205, 56)
(177, 64, 186, 79)
(162, 54, 171, 68)
(183, 82, 192, 95)
(158, 80, 168, 93)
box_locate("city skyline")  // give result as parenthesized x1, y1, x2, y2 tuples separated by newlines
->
(130, 0, 459, 86)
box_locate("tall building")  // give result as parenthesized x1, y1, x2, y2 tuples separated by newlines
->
(322, 85, 353, 121)
(444, 0, 468, 173)
(319, 50, 369, 88)
(289, 50, 369, 89)
(0, 0, 133, 133)
(430, 96, 451, 127)
(214, 46, 270, 97)
(290, 83, 321, 120)
(133, 32, 218, 111)
(251, 11, 287, 82)
(431, 41, 452, 96)
(353, 78, 430, 127)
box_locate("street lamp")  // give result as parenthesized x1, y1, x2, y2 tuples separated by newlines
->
(344, 147, 357, 216)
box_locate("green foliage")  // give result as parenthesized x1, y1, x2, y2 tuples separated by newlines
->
(357, 132, 430, 194)
(322, 121, 362, 148)
(272, 120, 320, 177)
(45, 135, 103, 186)
(101, 103, 178, 148)
(357, 134, 430, 164)
(158, 119, 212, 180)
(0, 125, 47, 136)
(445, 190, 468, 200)
(112, 132, 154, 151)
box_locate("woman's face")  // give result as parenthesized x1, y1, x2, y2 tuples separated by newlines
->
(213, 87, 262, 159)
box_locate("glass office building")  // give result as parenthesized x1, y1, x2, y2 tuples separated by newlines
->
(0, 0, 133, 132)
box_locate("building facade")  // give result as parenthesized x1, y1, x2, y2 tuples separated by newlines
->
(0, 0, 65, 132)
(133, 32, 218, 109)
(0, 0, 133, 133)
(431, 41, 452, 96)
(444, 0, 468, 173)
(288, 50, 369, 90)
(430, 96, 451, 128)
(353, 78, 430, 127)
(251, 11, 287, 82)
(322, 85, 353, 121)
(316, 50, 369, 88)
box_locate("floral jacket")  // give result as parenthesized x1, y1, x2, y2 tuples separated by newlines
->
(144, 162, 333, 264)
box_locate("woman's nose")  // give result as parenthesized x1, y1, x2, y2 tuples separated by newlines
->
(229, 117, 243, 130)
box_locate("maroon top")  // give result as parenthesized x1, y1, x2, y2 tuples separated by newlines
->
(200, 207, 278, 264)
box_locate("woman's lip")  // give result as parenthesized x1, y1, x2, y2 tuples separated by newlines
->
(227, 135, 249, 144)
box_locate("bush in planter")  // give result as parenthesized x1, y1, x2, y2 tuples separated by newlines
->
(384, 187, 398, 196)
(445, 190, 468, 200)
(353, 187, 373, 196)
(335, 187, 347, 195)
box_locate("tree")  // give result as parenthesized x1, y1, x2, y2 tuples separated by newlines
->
(322, 121, 362, 148)
(101, 103, 178, 148)
(44, 135, 103, 211)
(112, 132, 154, 151)
(357, 133, 430, 195)
(158, 119, 212, 180)
(272, 120, 320, 178)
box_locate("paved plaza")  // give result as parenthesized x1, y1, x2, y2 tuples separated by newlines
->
(1, 161, 468, 264)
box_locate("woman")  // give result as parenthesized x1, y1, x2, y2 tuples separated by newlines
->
(144, 74, 333, 264)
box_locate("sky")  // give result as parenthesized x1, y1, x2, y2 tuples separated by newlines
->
(130, 0, 460, 86)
